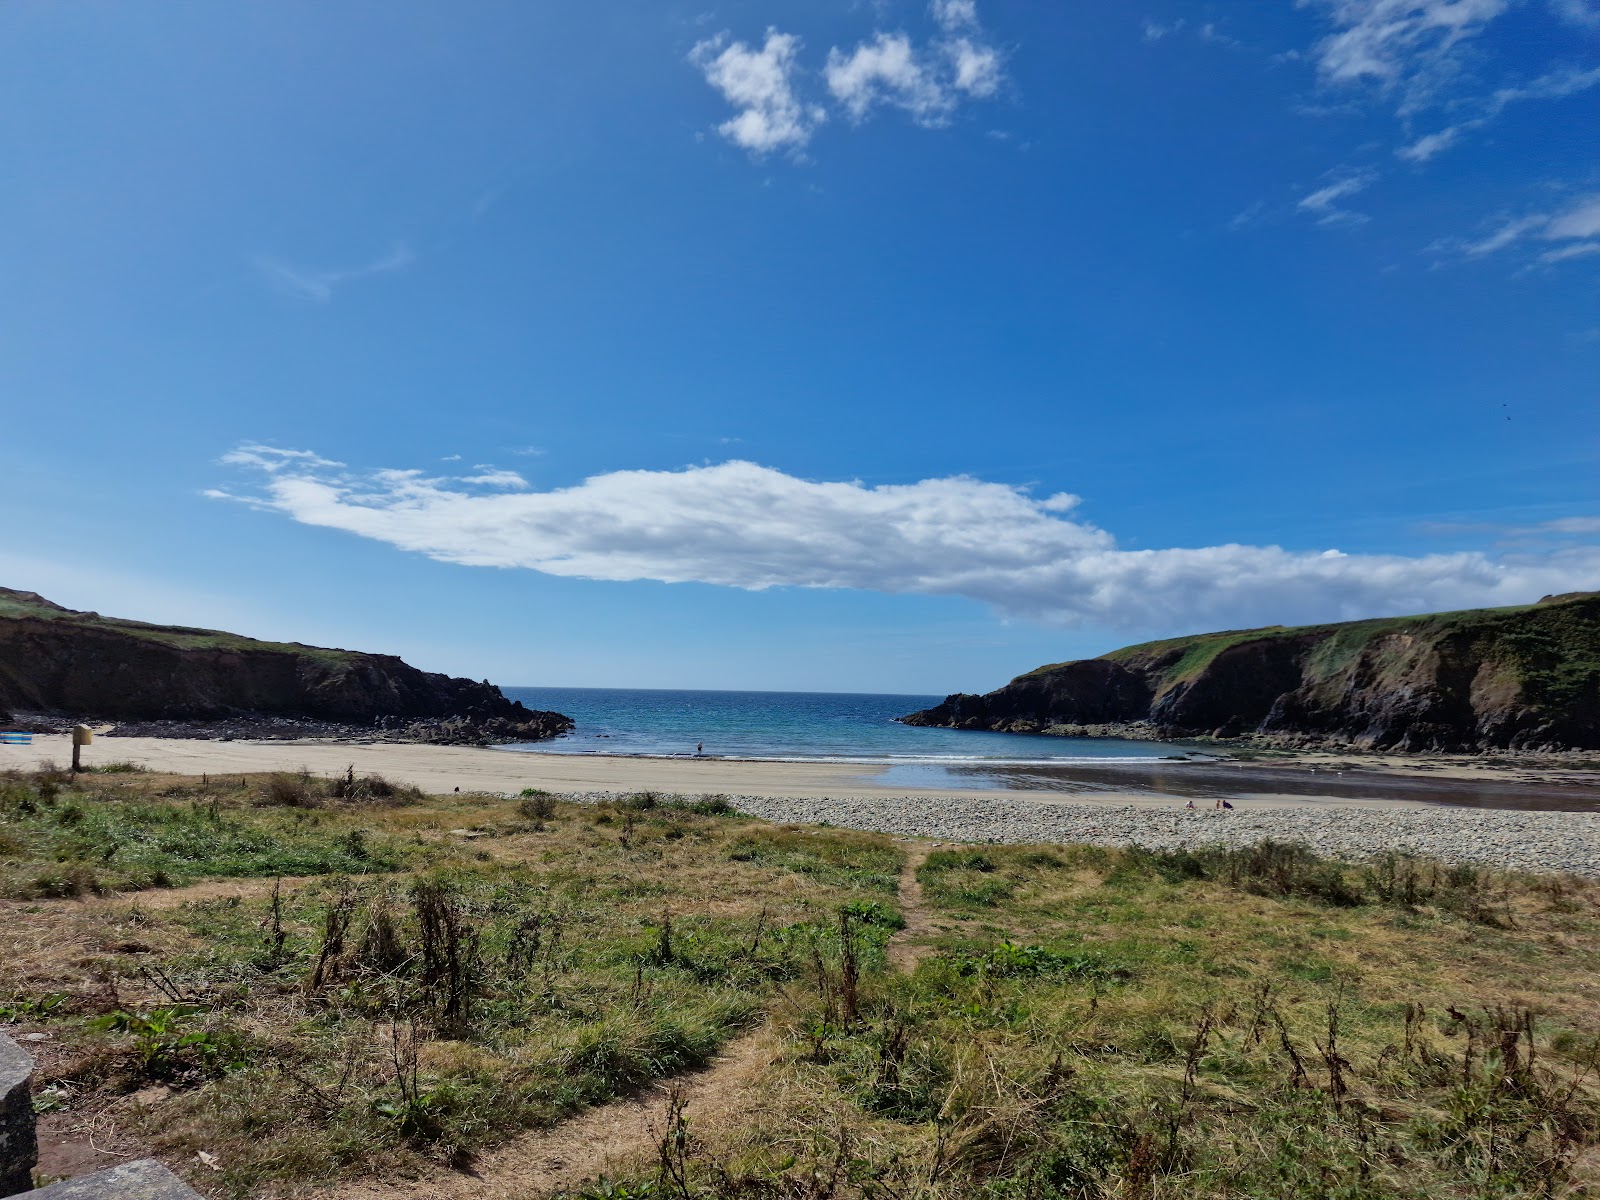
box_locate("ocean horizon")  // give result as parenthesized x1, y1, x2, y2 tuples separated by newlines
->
(501, 685, 1195, 766)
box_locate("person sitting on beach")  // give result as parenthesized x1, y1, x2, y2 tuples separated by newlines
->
(1184, 799, 1196, 810)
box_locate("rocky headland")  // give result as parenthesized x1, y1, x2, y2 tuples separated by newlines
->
(0, 587, 572, 745)
(904, 592, 1600, 754)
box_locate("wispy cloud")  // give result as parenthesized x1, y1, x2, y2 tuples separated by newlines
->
(1455, 192, 1600, 265)
(931, 0, 979, 31)
(692, 1, 1005, 155)
(1308, 0, 1511, 112)
(1398, 64, 1600, 161)
(461, 468, 530, 489)
(1141, 17, 1242, 48)
(1552, 0, 1600, 25)
(1423, 513, 1600, 538)
(254, 245, 414, 303)
(689, 30, 825, 154)
(215, 449, 1600, 631)
(1298, 171, 1376, 226)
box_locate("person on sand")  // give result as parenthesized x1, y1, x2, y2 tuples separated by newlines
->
(1184, 799, 1196, 810)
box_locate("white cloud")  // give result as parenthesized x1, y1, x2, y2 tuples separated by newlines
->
(931, 0, 979, 31)
(1144, 18, 1242, 48)
(254, 245, 414, 304)
(947, 38, 1003, 96)
(1540, 241, 1600, 263)
(215, 450, 1600, 632)
(1461, 214, 1544, 255)
(827, 33, 952, 123)
(1309, 0, 1510, 109)
(220, 445, 345, 472)
(826, 0, 1005, 126)
(1397, 126, 1463, 161)
(690, 30, 825, 154)
(1552, 0, 1600, 25)
(1459, 193, 1600, 263)
(1397, 65, 1600, 161)
(1297, 171, 1376, 225)
(1545, 193, 1600, 240)
(461, 468, 530, 489)
(692, 6, 1004, 152)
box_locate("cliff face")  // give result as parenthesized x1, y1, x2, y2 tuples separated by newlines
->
(903, 593, 1600, 753)
(0, 588, 572, 741)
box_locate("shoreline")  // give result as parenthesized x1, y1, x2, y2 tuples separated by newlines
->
(4, 735, 1599, 875)
(3, 734, 1597, 811)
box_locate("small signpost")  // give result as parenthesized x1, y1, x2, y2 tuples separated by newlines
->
(71, 724, 93, 772)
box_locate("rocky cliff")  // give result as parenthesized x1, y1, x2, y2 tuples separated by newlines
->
(903, 593, 1600, 753)
(0, 587, 572, 743)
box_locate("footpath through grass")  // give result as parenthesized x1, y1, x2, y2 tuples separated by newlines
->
(0, 771, 900, 1197)
(4, 769, 1600, 1199)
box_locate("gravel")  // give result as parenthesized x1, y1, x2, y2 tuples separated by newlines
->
(555, 790, 1600, 878)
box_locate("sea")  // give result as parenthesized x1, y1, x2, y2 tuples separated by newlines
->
(496, 687, 1600, 810)
(499, 686, 1197, 791)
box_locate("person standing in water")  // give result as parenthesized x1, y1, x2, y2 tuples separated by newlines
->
(696, 742, 703, 756)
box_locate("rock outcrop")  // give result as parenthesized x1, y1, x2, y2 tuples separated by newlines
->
(903, 593, 1600, 753)
(0, 588, 572, 744)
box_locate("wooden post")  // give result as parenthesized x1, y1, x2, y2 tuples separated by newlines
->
(71, 724, 93, 773)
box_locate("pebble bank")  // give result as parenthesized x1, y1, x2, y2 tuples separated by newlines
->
(560, 790, 1600, 878)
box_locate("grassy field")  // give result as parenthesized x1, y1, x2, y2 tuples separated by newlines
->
(4, 767, 1600, 1199)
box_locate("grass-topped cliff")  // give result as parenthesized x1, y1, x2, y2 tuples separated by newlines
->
(0, 587, 572, 742)
(903, 592, 1600, 752)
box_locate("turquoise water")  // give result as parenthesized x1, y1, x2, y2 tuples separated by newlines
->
(501, 686, 1190, 764)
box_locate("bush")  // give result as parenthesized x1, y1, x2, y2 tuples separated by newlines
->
(517, 791, 557, 821)
(330, 768, 422, 805)
(260, 772, 323, 808)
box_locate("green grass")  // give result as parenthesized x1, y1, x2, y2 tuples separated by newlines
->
(0, 774, 908, 1196)
(583, 840, 1600, 1200)
(0, 587, 360, 664)
(723, 825, 903, 893)
(0, 770, 411, 898)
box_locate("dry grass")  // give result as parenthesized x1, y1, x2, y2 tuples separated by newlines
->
(7, 772, 1600, 1200)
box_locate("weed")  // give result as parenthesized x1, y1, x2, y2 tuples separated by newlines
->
(91, 1006, 247, 1080)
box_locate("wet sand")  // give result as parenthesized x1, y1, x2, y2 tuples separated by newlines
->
(2, 734, 1597, 812)
(877, 760, 1600, 813)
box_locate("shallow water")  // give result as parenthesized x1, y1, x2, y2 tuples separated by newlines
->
(868, 761, 1600, 812)
(501, 686, 1600, 814)
(502, 686, 1194, 764)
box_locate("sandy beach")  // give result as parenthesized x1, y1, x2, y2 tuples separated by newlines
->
(5, 733, 1597, 812)
(0, 734, 1204, 805)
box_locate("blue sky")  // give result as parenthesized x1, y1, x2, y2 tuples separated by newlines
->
(2, 0, 1596, 694)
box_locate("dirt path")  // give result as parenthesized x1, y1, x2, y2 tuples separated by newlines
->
(304, 842, 935, 1199)
(312, 1030, 778, 1200)
(887, 840, 938, 972)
